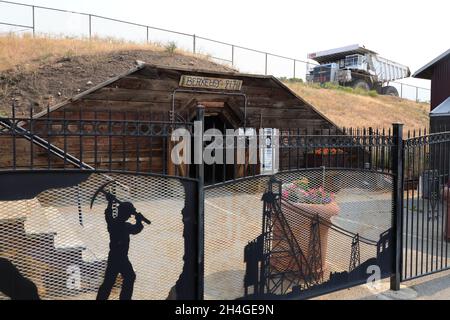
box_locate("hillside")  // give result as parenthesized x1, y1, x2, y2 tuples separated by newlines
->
(0, 34, 234, 116)
(286, 83, 430, 132)
(0, 34, 430, 132)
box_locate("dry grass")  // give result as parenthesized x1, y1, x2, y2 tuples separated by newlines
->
(0, 33, 206, 72)
(0, 34, 430, 133)
(286, 82, 430, 134)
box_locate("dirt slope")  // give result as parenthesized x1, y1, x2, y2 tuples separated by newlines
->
(0, 35, 430, 132)
(0, 35, 234, 116)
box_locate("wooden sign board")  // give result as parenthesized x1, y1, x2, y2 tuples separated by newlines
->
(179, 75, 243, 91)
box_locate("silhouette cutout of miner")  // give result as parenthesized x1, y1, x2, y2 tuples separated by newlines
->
(97, 193, 145, 300)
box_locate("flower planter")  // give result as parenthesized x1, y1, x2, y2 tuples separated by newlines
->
(272, 199, 339, 279)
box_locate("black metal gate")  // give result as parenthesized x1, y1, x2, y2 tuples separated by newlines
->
(203, 128, 398, 299)
(0, 110, 201, 300)
(2, 105, 430, 300)
(402, 130, 450, 281)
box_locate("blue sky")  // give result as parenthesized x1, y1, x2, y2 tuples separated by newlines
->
(1, 0, 449, 96)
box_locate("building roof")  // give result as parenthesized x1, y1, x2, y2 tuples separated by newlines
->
(430, 96, 450, 117)
(32, 63, 339, 130)
(412, 49, 450, 80)
(33, 63, 275, 119)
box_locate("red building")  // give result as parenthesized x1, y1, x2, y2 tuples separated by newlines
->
(413, 49, 450, 132)
(413, 49, 450, 111)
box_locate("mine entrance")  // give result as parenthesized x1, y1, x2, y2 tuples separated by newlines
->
(203, 113, 236, 185)
(186, 99, 255, 185)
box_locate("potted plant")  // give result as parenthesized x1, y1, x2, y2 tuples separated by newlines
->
(274, 178, 339, 279)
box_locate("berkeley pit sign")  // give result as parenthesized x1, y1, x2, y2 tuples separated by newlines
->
(179, 75, 243, 91)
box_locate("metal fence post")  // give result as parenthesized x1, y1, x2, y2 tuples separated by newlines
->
(293, 59, 296, 79)
(195, 105, 205, 300)
(88, 14, 92, 39)
(368, 127, 373, 169)
(306, 62, 310, 81)
(32, 5, 35, 37)
(146, 26, 149, 43)
(231, 45, 235, 67)
(265, 53, 268, 75)
(193, 34, 196, 54)
(391, 123, 404, 291)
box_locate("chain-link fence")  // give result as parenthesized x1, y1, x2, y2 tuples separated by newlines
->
(0, 171, 198, 300)
(0, 0, 431, 102)
(204, 169, 393, 300)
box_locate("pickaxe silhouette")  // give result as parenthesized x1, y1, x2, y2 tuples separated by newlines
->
(90, 180, 151, 225)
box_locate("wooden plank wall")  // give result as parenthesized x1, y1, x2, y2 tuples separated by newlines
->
(0, 66, 338, 176)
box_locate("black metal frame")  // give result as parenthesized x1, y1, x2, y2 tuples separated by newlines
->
(401, 127, 450, 282)
(6, 104, 450, 299)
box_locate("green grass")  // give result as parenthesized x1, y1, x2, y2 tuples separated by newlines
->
(315, 81, 378, 98)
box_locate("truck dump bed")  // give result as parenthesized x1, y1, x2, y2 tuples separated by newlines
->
(307, 44, 377, 64)
(308, 44, 410, 83)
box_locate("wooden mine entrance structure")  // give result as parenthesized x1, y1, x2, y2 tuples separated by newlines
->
(0, 64, 342, 183)
(0, 64, 402, 301)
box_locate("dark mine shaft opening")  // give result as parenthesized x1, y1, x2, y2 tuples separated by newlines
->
(189, 114, 236, 185)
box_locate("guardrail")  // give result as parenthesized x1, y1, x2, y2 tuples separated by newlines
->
(0, 0, 431, 103)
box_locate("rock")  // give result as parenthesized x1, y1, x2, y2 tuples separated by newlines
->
(56, 57, 72, 63)
(86, 81, 93, 86)
(57, 92, 62, 96)
(135, 60, 145, 67)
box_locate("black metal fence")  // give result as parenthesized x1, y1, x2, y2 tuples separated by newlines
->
(0, 104, 194, 175)
(2, 106, 450, 299)
(402, 128, 450, 281)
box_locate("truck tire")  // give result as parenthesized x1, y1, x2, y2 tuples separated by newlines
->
(381, 86, 399, 97)
(352, 80, 370, 91)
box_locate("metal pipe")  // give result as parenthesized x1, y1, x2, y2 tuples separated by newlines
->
(231, 45, 235, 67)
(89, 14, 92, 39)
(293, 59, 296, 79)
(391, 122, 404, 291)
(32, 5, 35, 37)
(195, 105, 205, 300)
(0, 21, 33, 29)
(265, 53, 268, 75)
